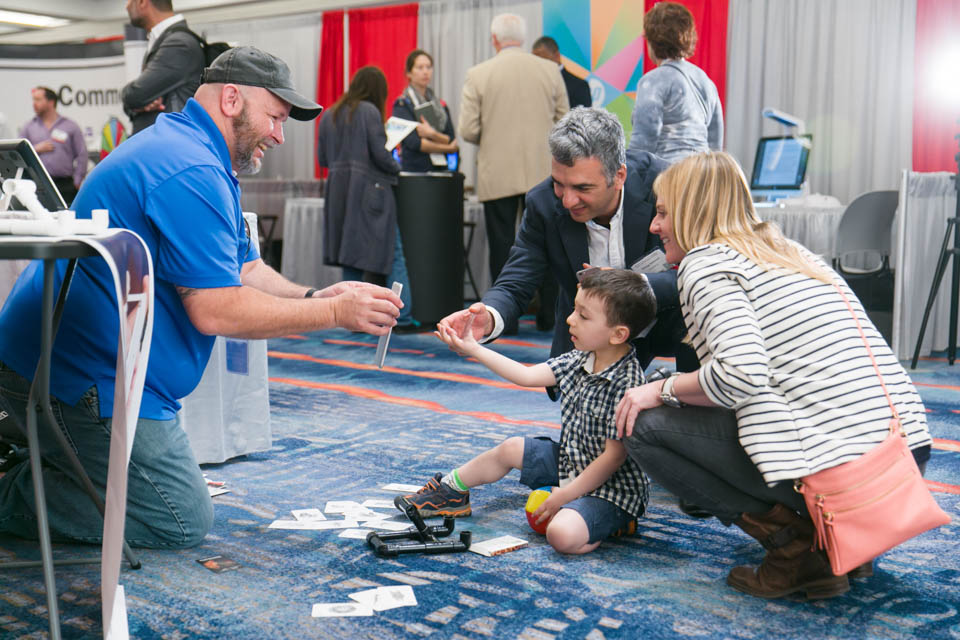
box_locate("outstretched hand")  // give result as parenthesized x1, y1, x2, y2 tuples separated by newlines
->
(331, 283, 402, 335)
(435, 318, 481, 356)
(437, 303, 491, 342)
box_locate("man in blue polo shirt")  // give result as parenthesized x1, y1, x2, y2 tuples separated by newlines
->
(0, 47, 402, 549)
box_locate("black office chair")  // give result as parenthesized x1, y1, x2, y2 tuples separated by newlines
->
(832, 190, 899, 344)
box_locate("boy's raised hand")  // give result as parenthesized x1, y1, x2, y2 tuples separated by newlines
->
(435, 315, 481, 357)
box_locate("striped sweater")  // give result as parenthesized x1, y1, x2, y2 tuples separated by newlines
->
(678, 243, 931, 486)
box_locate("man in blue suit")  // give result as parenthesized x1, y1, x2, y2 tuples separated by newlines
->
(440, 107, 694, 374)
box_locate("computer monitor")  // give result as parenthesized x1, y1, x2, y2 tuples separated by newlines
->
(749, 134, 812, 202)
(0, 138, 67, 213)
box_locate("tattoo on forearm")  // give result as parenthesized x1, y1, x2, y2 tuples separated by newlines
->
(176, 286, 199, 300)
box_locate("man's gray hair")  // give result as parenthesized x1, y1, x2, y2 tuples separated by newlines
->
(548, 106, 626, 185)
(491, 13, 526, 45)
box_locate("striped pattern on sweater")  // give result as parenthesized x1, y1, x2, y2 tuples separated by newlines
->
(678, 243, 931, 486)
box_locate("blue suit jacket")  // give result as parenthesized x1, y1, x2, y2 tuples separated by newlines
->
(482, 150, 693, 371)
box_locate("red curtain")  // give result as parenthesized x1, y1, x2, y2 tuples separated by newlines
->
(315, 10, 344, 178)
(913, 0, 960, 172)
(347, 4, 419, 112)
(643, 0, 729, 112)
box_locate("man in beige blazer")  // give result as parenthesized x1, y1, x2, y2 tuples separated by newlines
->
(460, 13, 569, 332)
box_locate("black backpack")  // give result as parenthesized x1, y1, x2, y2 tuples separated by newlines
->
(166, 23, 230, 66)
(200, 39, 231, 66)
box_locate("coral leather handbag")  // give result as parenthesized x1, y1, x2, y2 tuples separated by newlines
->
(794, 285, 950, 576)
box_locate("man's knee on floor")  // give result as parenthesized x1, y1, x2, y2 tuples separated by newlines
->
(132, 478, 214, 549)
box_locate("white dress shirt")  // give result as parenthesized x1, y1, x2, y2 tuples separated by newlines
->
(485, 189, 626, 340)
(146, 14, 186, 54)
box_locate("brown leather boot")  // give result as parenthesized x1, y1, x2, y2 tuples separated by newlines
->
(727, 504, 850, 600)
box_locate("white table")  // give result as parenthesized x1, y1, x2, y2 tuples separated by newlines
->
(238, 178, 324, 241)
(757, 202, 846, 260)
(280, 197, 344, 290)
(179, 212, 271, 463)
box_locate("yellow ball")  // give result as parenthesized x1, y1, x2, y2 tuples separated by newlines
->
(525, 487, 553, 534)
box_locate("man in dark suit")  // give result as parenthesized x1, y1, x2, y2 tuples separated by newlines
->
(533, 36, 592, 109)
(121, 0, 205, 135)
(439, 107, 694, 373)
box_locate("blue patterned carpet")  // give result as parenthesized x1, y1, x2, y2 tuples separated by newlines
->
(1, 319, 959, 639)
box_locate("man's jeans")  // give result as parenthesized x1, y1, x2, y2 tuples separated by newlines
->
(0, 362, 212, 548)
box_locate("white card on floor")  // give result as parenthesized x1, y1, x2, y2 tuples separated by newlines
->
(324, 500, 362, 514)
(361, 499, 397, 509)
(347, 587, 379, 607)
(380, 483, 422, 493)
(311, 602, 374, 617)
(269, 519, 359, 530)
(375, 281, 403, 369)
(343, 507, 381, 520)
(366, 520, 410, 532)
(292, 508, 327, 522)
(349, 586, 417, 611)
(339, 528, 372, 539)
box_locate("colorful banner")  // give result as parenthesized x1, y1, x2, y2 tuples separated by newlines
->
(543, 0, 646, 135)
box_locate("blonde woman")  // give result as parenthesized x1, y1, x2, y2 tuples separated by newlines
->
(615, 152, 932, 600)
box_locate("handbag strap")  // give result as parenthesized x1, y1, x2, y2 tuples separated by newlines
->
(832, 282, 902, 434)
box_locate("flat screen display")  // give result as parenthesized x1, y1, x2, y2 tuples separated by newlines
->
(750, 134, 812, 191)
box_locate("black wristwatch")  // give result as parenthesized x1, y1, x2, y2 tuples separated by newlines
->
(660, 373, 685, 408)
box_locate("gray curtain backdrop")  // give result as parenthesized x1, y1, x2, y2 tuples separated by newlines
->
(418, 0, 544, 192)
(725, 0, 916, 205)
(183, 0, 919, 202)
(194, 13, 323, 181)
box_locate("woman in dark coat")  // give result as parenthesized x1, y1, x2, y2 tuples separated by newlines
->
(318, 66, 414, 325)
(391, 49, 458, 172)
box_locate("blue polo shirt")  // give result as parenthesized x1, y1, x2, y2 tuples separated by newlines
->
(0, 98, 259, 420)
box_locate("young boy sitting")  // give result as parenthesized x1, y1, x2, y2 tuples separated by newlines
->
(398, 269, 654, 555)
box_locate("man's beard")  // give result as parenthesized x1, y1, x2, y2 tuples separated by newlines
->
(232, 106, 265, 175)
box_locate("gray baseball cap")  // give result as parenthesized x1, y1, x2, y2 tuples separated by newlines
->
(201, 46, 323, 121)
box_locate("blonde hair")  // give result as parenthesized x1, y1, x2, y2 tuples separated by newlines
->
(654, 152, 831, 283)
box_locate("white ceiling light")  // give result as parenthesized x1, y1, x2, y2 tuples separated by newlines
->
(0, 9, 71, 29)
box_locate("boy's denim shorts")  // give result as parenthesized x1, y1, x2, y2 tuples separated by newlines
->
(519, 436, 634, 543)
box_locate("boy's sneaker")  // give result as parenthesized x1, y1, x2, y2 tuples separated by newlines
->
(611, 518, 638, 538)
(397, 473, 471, 517)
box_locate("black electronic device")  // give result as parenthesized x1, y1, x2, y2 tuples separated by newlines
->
(749, 134, 813, 202)
(0, 139, 67, 212)
(365, 496, 471, 557)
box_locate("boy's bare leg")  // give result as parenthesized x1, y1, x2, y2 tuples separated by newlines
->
(456, 436, 525, 487)
(545, 509, 600, 555)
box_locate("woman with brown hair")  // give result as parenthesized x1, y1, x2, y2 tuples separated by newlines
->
(616, 151, 932, 600)
(317, 66, 414, 325)
(628, 2, 723, 162)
